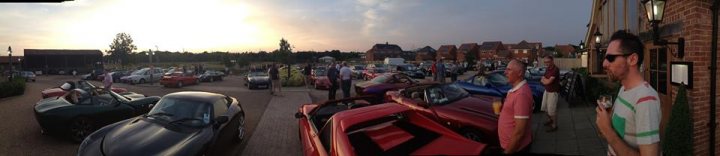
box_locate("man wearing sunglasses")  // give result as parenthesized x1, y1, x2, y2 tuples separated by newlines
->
(596, 30, 660, 156)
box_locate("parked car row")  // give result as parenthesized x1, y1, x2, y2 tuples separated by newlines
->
(33, 81, 246, 155)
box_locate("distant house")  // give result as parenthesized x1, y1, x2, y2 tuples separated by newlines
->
(414, 46, 437, 62)
(365, 42, 403, 61)
(0, 56, 23, 72)
(478, 41, 506, 60)
(436, 45, 457, 61)
(319, 56, 335, 63)
(457, 43, 479, 63)
(554, 44, 576, 58)
(23, 49, 103, 74)
(505, 40, 542, 63)
(400, 51, 416, 61)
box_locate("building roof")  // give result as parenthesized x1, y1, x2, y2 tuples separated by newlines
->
(479, 41, 503, 51)
(368, 43, 403, 52)
(437, 45, 457, 52)
(555, 44, 576, 55)
(24, 49, 103, 56)
(414, 46, 437, 53)
(458, 43, 479, 52)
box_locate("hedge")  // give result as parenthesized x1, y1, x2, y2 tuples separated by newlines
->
(0, 77, 26, 98)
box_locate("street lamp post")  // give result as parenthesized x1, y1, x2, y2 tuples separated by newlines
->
(594, 28, 603, 74)
(7, 46, 12, 79)
(643, 0, 684, 58)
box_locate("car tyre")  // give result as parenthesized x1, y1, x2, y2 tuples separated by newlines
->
(138, 79, 145, 84)
(70, 117, 95, 143)
(233, 114, 246, 143)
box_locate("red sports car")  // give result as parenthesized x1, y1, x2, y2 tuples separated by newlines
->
(362, 68, 386, 80)
(386, 83, 500, 144)
(41, 81, 127, 99)
(160, 72, 200, 88)
(354, 73, 423, 103)
(310, 69, 332, 89)
(295, 96, 487, 156)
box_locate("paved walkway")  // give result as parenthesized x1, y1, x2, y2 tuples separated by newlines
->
(241, 91, 310, 156)
(529, 97, 608, 156)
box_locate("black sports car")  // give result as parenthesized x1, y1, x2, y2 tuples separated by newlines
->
(244, 71, 270, 89)
(77, 91, 246, 156)
(199, 70, 225, 82)
(34, 87, 160, 142)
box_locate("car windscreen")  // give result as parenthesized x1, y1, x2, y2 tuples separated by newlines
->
(314, 70, 327, 76)
(487, 73, 510, 86)
(249, 72, 268, 77)
(131, 69, 147, 75)
(371, 75, 390, 83)
(427, 84, 469, 105)
(147, 98, 213, 127)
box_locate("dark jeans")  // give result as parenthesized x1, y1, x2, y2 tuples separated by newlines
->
(450, 73, 458, 82)
(341, 79, 351, 98)
(329, 80, 338, 100)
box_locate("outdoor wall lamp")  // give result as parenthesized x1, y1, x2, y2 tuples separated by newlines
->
(579, 40, 585, 50)
(594, 28, 602, 54)
(643, 0, 685, 58)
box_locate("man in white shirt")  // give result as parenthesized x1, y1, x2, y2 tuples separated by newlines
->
(339, 62, 353, 99)
(102, 69, 113, 92)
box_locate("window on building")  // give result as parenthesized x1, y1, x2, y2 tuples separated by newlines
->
(649, 48, 668, 94)
(514, 50, 518, 54)
(523, 50, 528, 54)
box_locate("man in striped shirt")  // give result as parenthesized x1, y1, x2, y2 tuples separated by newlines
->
(596, 30, 660, 156)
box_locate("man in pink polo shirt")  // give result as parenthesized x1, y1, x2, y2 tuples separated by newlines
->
(498, 59, 534, 154)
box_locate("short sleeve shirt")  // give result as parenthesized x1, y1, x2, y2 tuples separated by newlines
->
(543, 65, 561, 92)
(608, 82, 661, 154)
(339, 67, 352, 80)
(498, 80, 533, 150)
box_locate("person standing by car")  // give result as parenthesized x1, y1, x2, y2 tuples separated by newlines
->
(540, 55, 561, 132)
(431, 60, 437, 82)
(436, 59, 446, 83)
(494, 59, 533, 155)
(326, 63, 339, 100)
(596, 30, 660, 156)
(339, 62, 352, 99)
(268, 64, 280, 95)
(303, 64, 312, 89)
(450, 61, 459, 82)
(103, 69, 113, 92)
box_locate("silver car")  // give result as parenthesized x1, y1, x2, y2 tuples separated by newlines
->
(120, 68, 164, 84)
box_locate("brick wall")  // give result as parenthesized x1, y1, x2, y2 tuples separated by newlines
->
(648, 0, 719, 155)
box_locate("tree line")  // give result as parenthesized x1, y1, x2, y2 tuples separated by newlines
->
(106, 33, 362, 67)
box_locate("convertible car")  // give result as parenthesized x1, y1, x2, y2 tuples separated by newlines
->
(294, 96, 487, 156)
(77, 91, 245, 156)
(160, 71, 200, 88)
(394, 64, 425, 79)
(34, 86, 160, 142)
(354, 73, 420, 104)
(362, 67, 386, 80)
(387, 83, 499, 144)
(41, 81, 128, 99)
(454, 71, 545, 112)
(199, 70, 225, 82)
(312, 69, 331, 90)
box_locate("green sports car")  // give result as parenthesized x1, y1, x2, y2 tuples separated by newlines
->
(33, 86, 160, 142)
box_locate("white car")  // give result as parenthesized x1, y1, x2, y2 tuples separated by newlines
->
(120, 68, 164, 84)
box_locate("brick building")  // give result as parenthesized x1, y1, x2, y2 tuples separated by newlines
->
(436, 45, 457, 61)
(365, 42, 404, 61)
(478, 41, 507, 60)
(457, 43, 479, 63)
(585, 0, 719, 155)
(554, 44, 577, 58)
(414, 46, 437, 61)
(505, 40, 543, 63)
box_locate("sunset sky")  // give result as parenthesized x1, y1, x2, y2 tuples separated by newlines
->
(0, 0, 591, 55)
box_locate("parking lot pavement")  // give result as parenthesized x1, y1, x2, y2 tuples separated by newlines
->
(0, 75, 272, 156)
(241, 91, 310, 156)
(529, 97, 607, 155)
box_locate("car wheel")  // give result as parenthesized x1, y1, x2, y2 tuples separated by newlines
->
(234, 114, 246, 143)
(138, 79, 145, 84)
(70, 117, 95, 143)
(177, 81, 183, 88)
(461, 129, 484, 142)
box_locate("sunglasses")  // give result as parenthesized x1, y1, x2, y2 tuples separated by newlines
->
(604, 53, 633, 62)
